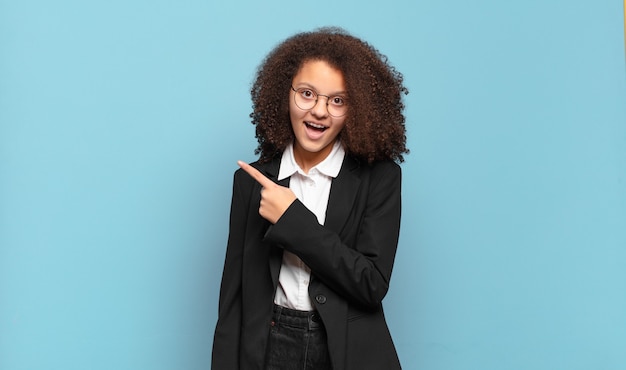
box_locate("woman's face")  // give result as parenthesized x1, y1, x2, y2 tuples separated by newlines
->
(289, 60, 347, 169)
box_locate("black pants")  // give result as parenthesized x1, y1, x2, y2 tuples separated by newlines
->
(265, 305, 332, 370)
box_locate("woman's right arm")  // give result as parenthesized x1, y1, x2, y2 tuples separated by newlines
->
(211, 170, 250, 369)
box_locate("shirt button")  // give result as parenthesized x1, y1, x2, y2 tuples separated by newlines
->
(315, 295, 327, 304)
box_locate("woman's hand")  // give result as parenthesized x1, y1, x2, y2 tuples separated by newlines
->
(238, 160, 296, 224)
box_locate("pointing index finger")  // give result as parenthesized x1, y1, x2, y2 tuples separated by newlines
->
(237, 160, 276, 188)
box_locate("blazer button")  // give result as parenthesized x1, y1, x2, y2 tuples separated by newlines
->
(315, 295, 327, 304)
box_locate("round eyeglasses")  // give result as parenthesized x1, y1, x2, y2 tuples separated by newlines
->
(291, 86, 348, 117)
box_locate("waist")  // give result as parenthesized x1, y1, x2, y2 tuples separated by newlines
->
(272, 304, 324, 330)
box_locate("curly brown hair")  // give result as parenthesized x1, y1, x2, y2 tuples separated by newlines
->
(250, 27, 409, 164)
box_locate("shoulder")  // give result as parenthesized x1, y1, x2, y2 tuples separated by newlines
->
(368, 160, 401, 174)
(365, 161, 402, 190)
(345, 157, 402, 179)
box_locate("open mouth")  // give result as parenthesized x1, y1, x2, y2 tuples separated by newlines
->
(305, 121, 327, 132)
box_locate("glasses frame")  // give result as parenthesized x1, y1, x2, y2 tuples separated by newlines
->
(290, 86, 348, 117)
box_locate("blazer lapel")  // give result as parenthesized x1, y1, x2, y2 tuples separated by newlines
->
(258, 158, 289, 289)
(324, 156, 361, 234)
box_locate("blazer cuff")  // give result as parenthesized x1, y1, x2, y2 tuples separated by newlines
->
(263, 199, 318, 247)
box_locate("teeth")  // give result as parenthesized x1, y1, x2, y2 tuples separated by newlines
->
(306, 122, 326, 129)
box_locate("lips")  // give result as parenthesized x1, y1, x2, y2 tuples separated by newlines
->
(304, 121, 327, 140)
(305, 121, 327, 132)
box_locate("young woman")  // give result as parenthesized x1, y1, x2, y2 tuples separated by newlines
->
(212, 27, 409, 370)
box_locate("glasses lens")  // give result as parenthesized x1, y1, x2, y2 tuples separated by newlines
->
(327, 98, 347, 117)
(294, 88, 316, 110)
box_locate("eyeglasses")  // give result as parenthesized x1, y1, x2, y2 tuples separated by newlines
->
(291, 86, 348, 117)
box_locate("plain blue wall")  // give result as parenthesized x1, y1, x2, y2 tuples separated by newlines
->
(1, 1, 625, 369)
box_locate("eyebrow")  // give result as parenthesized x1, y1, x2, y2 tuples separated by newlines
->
(293, 82, 347, 96)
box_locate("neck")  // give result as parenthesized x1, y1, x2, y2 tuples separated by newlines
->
(293, 142, 335, 174)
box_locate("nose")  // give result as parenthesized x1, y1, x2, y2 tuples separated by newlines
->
(310, 96, 330, 118)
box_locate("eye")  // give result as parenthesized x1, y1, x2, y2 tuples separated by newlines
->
(298, 88, 316, 100)
(329, 96, 345, 106)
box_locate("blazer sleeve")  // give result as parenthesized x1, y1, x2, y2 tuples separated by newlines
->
(264, 161, 402, 308)
(212, 170, 250, 369)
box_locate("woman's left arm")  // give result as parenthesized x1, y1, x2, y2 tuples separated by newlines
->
(264, 162, 402, 308)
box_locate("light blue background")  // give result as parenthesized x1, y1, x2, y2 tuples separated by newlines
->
(1, 1, 625, 369)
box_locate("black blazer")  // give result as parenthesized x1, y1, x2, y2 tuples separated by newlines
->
(212, 155, 402, 370)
